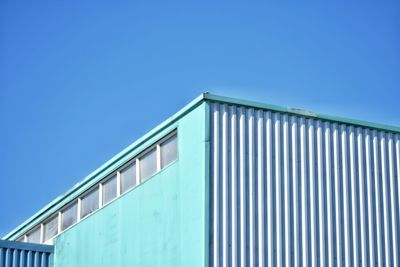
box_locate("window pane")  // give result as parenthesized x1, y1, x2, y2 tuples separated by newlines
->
(120, 162, 137, 194)
(161, 134, 177, 168)
(80, 188, 99, 218)
(61, 202, 77, 231)
(44, 215, 58, 241)
(140, 148, 157, 181)
(27, 227, 41, 244)
(103, 175, 117, 205)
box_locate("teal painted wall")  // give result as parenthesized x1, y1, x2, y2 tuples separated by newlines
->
(53, 103, 208, 267)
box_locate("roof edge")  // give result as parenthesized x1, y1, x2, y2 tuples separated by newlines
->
(204, 93, 400, 134)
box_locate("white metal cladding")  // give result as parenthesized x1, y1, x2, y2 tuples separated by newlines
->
(209, 102, 400, 267)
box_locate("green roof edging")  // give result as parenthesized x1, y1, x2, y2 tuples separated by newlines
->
(204, 93, 400, 134)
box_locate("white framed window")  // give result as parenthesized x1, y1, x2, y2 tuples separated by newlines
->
(43, 215, 58, 242)
(120, 162, 137, 194)
(61, 201, 78, 231)
(102, 174, 117, 205)
(26, 226, 41, 244)
(139, 147, 157, 182)
(160, 133, 178, 168)
(80, 187, 99, 219)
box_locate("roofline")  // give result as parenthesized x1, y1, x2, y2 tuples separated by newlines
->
(203, 93, 400, 134)
(4, 91, 399, 239)
(3, 93, 207, 240)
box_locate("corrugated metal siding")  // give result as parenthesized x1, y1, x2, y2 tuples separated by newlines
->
(0, 240, 53, 267)
(209, 102, 400, 267)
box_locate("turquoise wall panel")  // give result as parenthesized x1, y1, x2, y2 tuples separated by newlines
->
(53, 103, 207, 267)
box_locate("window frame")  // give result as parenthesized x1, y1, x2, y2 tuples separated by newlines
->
(79, 186, 100, 219)
(43, 214, 59, 242)
(101, 173, 118, 206)
(60, 200, 78, 231)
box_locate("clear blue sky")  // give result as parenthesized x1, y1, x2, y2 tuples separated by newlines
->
(0, 1, 399, 237)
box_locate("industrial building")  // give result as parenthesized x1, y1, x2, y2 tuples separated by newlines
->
(2, 93, 400, 267)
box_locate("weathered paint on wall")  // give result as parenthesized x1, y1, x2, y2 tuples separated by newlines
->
(53, 103, 208, 267)
(0, 240, 53, 267)
(209, 101, 400, 267)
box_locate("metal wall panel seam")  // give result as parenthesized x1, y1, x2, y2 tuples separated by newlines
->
(357, 128, 367, 266)
(396, 136, 400, 257)
(291, 116, 300, 267)
(230, 105, 238, 267)
(380, 132, 391, 266)
(248, 108, 256, 267)
(283, 114, 291, 267)
(333, 124, 342, 267)
(308, 119, 317, 267)
(257, 110, 265, 267)
(317, 121, 326, 267)
(275, 113, 282, 267)
(341, 125, 351, 267)
(349, 127, 359, 267)
(239, 107, 246, 267)
(266, 111, 273, 267)
(212, 104, 220, 267)
(388, 134, 398, 267)
(300, 117, 309, 267)
(222, 104, 228, 267)
(325, 123, 334, 267)
(373, 131, 383, 267)
(365, 130, 376, 266)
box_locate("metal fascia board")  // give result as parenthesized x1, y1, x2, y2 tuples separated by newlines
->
(204, 93, 400, 133)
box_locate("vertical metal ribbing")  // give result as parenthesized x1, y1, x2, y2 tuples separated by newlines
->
(317, 121, 326, 267)
(349, 127, 359, 267)
(231, 106, 238, 267)
(209, 104, 400, 267)
(333, 124, 342, 267)
(388, 134, 399, 267)
(248, 109, 256, 267)
(357, 128, 367, 266)
(325, 123, 334, 267)
(257, 110, 265, 267)
(300, 117, 309, 267)
(291, 116, 300, 267)
(275, 113, 282, 267)
(266, 112, 273, 267)
(212, 104, 220, 267)
(397, 136, 400, 226)
(396, 136, 400, 259)
(364, 130, 376, 266)
(283, 115, 291, 267)
(373, 131, 383, 267)
(20, 250, 26, 266)
(341, 125, 351, 267)
(221, 104, 228, 267)
(239, 108, 246, 267)
(308, 120, 317, 267)
(380, 132, 391, 266)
